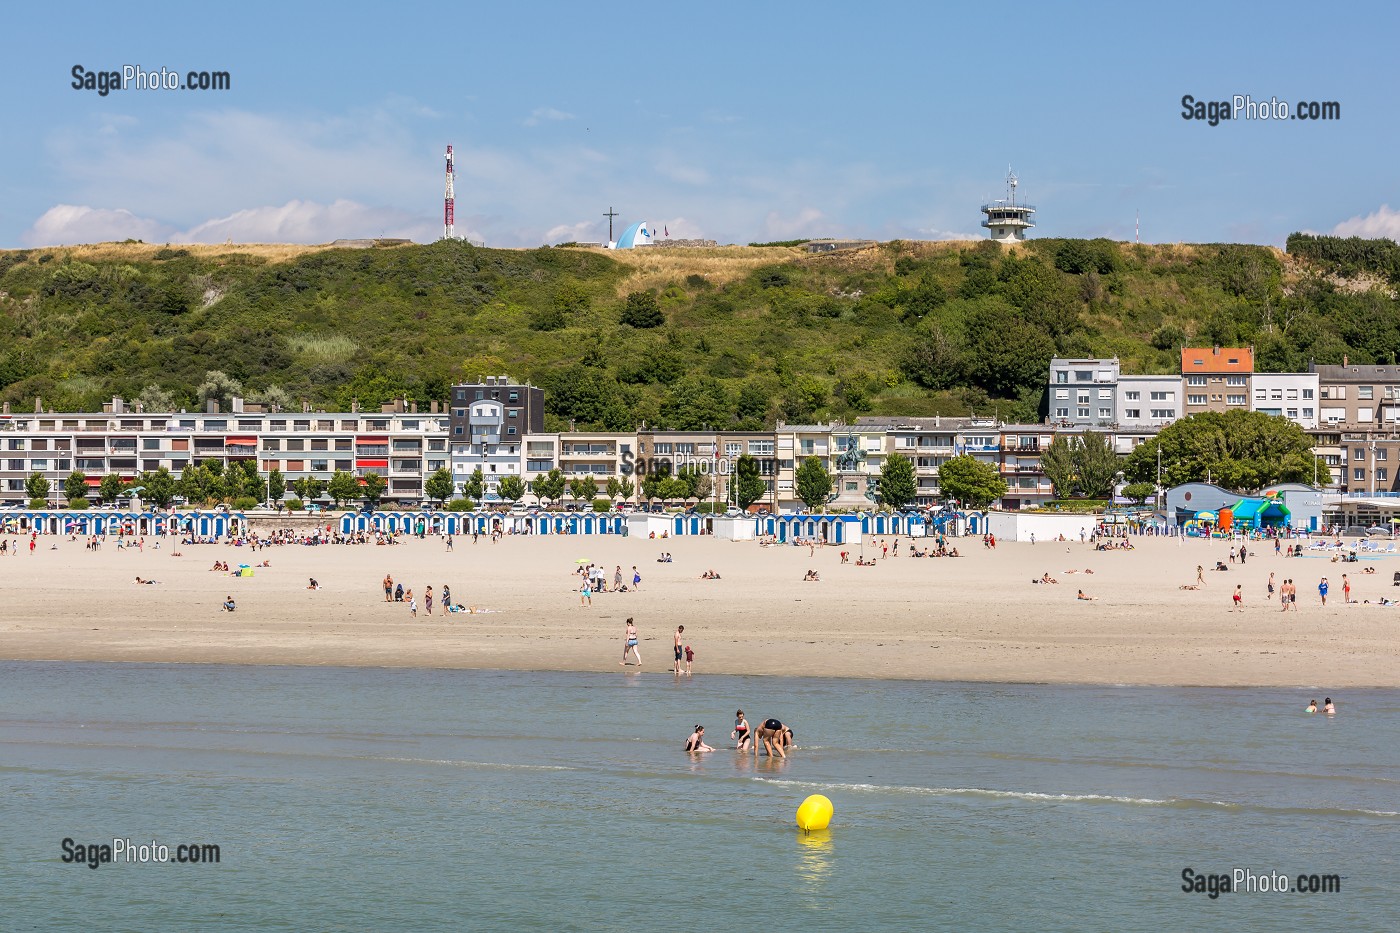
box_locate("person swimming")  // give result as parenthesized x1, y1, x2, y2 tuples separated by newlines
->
(1323, 698, 1336, 715)
(1305, 699, 1318, 713)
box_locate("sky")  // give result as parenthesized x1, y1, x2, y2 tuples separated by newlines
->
(2, 1, 1397, 249)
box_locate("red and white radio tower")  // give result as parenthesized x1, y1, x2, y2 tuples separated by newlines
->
(443, 145, 456, 240)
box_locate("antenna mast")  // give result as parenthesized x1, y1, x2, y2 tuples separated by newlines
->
(444, 145, 456, 240)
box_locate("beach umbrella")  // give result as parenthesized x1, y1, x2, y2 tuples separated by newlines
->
(575, 558, 590, 564)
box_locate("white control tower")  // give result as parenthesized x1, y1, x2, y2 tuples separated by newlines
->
(981, 169, 1035, 243)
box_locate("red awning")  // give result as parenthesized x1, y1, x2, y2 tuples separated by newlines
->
(225, 436, 258, 445)
(356, 437, 389, 445)
(356, 459, 388, 468)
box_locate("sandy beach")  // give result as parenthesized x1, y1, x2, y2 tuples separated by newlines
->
(2, 529, 1396, 686)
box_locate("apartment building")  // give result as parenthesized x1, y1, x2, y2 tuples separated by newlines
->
(1048, 358, 1119, 426)
(1116, 375, 1181, 428)
(1181, 347, 1253, 415)
(998, 425, 1056, 510)
(0, 396, 446, 505)
(1251, 372, 1319, 430)
(448, 376, 545, 496)
(1312, 363, 1400, 494)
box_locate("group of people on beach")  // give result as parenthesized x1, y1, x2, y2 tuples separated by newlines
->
(381, 573, 479, 615)
(686, 710, 794, 757)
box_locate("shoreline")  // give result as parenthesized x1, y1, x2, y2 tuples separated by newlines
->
(3, 532, 1397, 688)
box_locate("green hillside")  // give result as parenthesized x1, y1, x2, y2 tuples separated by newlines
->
(0, 234, 1396, 430)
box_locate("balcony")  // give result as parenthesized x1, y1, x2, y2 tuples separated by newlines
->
(356, 445, 389, 456)
(226, 445, 257, 457)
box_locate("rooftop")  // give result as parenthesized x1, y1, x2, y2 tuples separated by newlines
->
(1181, 347, 1254, 374)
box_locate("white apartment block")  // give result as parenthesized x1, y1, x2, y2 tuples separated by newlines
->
(1251, 373, 1319, 430)
(1115, 375, 1181, 428)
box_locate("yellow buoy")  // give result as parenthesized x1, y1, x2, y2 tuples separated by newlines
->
(795, 794, 833, 831)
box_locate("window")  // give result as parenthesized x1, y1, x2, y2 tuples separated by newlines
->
(1352, 448, 1367, 462)
(1377, 449, 1388, 462)
(1270, 390, 1283, 400)
(507, 426, 517, 435)
(1150, 391, 1173, 401)
(1286, 408, 1298, 419)
(1379, 468, 1390, 482)
(507, 409, 520, 418)
(287, 439, 305, 451)
(1123, 408, 1140, 419)
(1077, 407, 1089, 418)
(748, 440, 774, 456)
(1055, 371, 1068, 384)
(311, 459, 328, 471)
(1358, 408, 1375, 422)
(1358, 386, 1374, 400)
(508, 391, 519, 402)
(311, 439, 328, 451)
(676, 443, 695, 455)
(1254, 389, 1267, 401)
(1303, 408, 1314, 418)
(1097, 389, 1112, 400)
(1226, 376, 1247, 386)
(1125, 391, 1140, 401)
(1187, 375, 1207, 386)
(143, 438, 161, 450)
(1075, 370, 1091, 381)
(1287, 389, 1298, 400)
(1150, 408, 1174, 419)
(1054, 389, 1068, 399)
(1076, 392, 1090, 403)
(1227, 395, 1246, 405)
(654, 443, 673, 454)
(1188, 395, 1207, 405)
(1354, 468, 1366, 482)
(1303, 389, 1314, 399)
(1054, 408, 1070, 418)
(1098, 408, 1112, 419)
(725, 443, 741, 458)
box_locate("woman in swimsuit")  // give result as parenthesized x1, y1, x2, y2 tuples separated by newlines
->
(621, 617, 641, 667)
(732, 710, 751, 750)
(684, 725, 714, 753)
(755, 718, 789, 758)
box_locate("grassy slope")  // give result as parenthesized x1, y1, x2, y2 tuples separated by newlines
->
(0, 236, 1393, 429)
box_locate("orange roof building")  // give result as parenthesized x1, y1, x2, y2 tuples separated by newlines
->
(1180, 347, 1254, 374)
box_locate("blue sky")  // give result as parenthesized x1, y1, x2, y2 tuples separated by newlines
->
(2, 1, 1396, 249)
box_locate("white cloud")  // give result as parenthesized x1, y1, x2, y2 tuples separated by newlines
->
(761, 208, 828, 240)
(524, 107, 575, 127)
(23, 205, 173, 246)
(1332, 205, 1400, 240)
(543, 220, 604, 245)
(23, 199, 453, 247)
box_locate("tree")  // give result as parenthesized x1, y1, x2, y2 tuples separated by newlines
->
(677, 464, 713, 500)
(640, 459, 672, 502)
(662, 377, 731, 430)
(99, 473, 126, 504)
(138, 467, 178, 508)
(225, 460, 263, 501)
(962, 298, 1056, 397)
(1073, 431, 1120, 499)
(878, 453, 917, 511)
(196, 369, 243, 411)
(291, 475, 325, 503)
(937, 455, 1007, 509)
(620, 290, 665, 328)
(606, 476, 623, 500)
(531, 468, 566, 505)
(1122, 410, 1329, 491)
(1122, 482, 1157, 505)
(267, 468, 286, 504)
(569, 475, 599, 504)
(497, 474, 525, 504)
(361, 471, 387, 506)
(733, 454, 767, 509)
(461, 467, 486, 503)
(134, 384, 176, 413)
(26, 471, 51, 503)
(1039, 436, 1077, 498)
(795, 456, 833, 512)
(64, 471, 89, 504)
(425, 467, 455, 506)
(618, 477, 635, 501)
(327, 470, 361, 507)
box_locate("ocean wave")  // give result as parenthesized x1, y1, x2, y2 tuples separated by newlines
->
(751, 778, 1399, 818)
(366, 757, 576, 772)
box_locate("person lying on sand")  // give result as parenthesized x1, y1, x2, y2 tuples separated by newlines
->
(1077, 589, 1097, 600)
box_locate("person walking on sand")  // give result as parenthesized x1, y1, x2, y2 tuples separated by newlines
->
(425, 585, 434, 615)
(580, 578, 592, 607)
(621, 617, 641, 667)
(1231, 584, 1244, 611)
(673, 624, 685, 675)
(1196, 565, 1206, 586)
(1343, 573, 1352, 604)
(1318, 576, 1329, 606)
(632, 566, 641, 590)
(1267, 572, 1276, 600)
(409, 595, 417, 618)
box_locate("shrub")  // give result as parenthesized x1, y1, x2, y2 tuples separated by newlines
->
(232, 496, 260, 511)
(29, 497, 48, 509)
(66, 497, 90, 510)
(285, 498, 304, 511)
(446, 498, 477, 512)
(592, 498, 612, 512)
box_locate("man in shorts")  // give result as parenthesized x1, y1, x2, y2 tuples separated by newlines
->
(673, 624, 685, 674)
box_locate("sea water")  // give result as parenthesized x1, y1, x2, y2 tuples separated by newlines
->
(2, 662, 1396, 931)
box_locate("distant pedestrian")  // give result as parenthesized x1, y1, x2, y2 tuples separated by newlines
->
(383, 574, 393, 602)
(1231, 585, 1244, 611)
(684, 644, 694, 675)
(1343, 574, 1352, 604)
(621, 617, 641, 667)
(1267, 572, 1275, 600)
(409, 596, 417, 618)
(425, 585, 434, 615)
(673, 624, 685, 674)
(632, 566, 641, 590)
(580, 579, 592, 607)
(1318, 577, 1329, 606)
